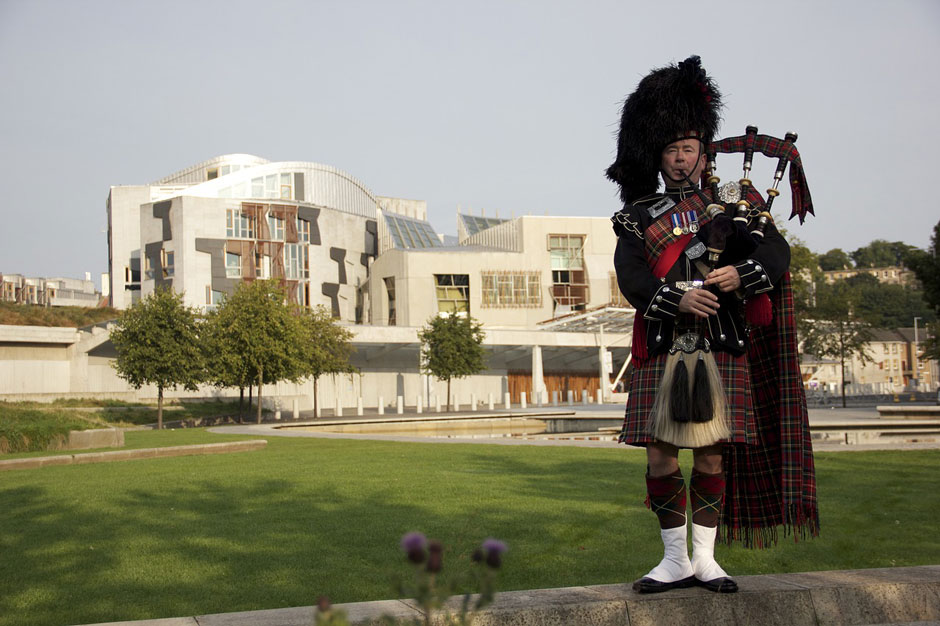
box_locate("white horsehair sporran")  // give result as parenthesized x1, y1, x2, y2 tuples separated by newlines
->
(648, 331, 730, 448)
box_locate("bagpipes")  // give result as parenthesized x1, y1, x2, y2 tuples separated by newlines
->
(648, 127, 813, 448)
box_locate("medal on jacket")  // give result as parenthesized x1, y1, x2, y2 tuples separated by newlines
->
(672, 210, 699, 235)
(671, 213, 683, 236)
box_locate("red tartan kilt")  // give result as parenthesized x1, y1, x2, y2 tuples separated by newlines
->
(619, 349, 755, 447)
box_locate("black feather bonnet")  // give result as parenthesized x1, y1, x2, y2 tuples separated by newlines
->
(606, 55, 722, 203)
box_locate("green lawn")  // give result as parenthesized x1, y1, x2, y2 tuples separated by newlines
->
(0, 431, 937, 626)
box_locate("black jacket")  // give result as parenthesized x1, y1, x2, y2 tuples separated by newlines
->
(612, 188, 790, 357)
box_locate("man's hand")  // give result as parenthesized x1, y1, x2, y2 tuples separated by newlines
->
(704, 266, 741, 293)
(678, 288, 719, 318)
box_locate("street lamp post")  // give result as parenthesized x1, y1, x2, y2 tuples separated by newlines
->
(913, 316, 922, 390)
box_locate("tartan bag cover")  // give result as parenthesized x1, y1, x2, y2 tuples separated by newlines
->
(721, 271, 820, 547)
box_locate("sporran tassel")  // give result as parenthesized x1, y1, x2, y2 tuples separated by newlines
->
(670, 359, 691, 423)
(691, 352, 714, 423)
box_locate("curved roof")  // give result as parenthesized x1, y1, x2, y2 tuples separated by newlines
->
(153, 154, 270, 184)
(182, 160, 381, 219)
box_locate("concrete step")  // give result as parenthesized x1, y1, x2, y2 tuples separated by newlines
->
(81, 565, 940, 626)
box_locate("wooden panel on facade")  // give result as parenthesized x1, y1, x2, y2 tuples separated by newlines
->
(508, 370, 601, 403)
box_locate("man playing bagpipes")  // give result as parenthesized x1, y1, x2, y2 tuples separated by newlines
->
(607, 56, 819, 594)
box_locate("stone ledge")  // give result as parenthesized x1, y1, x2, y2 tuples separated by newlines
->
(80, 565, 940, 626)
(0, 440, 267, 472)
(878, 406, 940, 419)
(68, 428, 125, 450)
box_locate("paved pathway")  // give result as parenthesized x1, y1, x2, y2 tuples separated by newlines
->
(208, 404, 940, 452)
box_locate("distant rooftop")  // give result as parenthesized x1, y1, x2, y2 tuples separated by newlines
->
(458, 213, 509, 237)
(383, 213, 442, 249)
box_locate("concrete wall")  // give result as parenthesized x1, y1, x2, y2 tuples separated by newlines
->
(108, 185, 152, 309)
(0, 323, 624, 410)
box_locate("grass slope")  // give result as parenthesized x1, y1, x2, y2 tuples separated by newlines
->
(0, 431, 937, 626)
(0, 301, 117, 327)
(0, 400, 256, 453)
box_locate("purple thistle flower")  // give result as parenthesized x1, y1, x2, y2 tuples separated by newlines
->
(481, 538, 507, 569)
(401, 532, 427, 552)
(401, 531, 428, 564)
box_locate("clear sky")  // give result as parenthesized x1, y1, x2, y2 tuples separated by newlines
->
(1, 0, 938, 284)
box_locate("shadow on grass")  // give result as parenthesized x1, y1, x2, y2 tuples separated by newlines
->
(0, 444, 643, 626)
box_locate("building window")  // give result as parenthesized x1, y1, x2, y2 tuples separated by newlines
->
(226, 208, 256, 239)
(161, 250, 175, 278)
(267, 215, 285, 241)
(255, 253, 270, 279)
(435, 274, 470, 314)
(384, 277, 396, 326)
(297, 218, 311, 243)
(284, 244, 307, 280)
(280, 173, 293, 199)
(296, 282, 309, 307)
(226, 252, 242, 278)
(549, 234, 589, 310)
(144, 256, 154, 280)
(549, 234, 584, 271)
(207, 168, 219, 181)
(206, 287, 225, 308)
(481, 271, 541, 307)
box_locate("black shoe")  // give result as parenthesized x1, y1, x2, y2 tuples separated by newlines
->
(632, 575, 697, 593)
(696, 576, 738, 593)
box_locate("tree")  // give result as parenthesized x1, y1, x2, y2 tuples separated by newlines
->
(851, 280, 937, 329)
(788, 236, 822, 318)
(202, 306, 254, 418)
(418, 314, 487, 411)
(799, 281, 873, 407)
(851, 240, 917, 268)
(818, 248, 853, 271)
(110, 287, 204, 429)
(296, 305, 356, 416)
(205, 280, 303, 423)
(905, 220, 940, 360)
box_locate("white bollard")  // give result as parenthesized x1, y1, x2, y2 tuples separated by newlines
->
(292, 399, 299, 420)
(378, 396, 385, 415)
(504, 392, 511, 410)
(488, 393, 495, 411)
(397, 395, 404, 415)
(436, 396, 442, 412)
(357, 397, 363, 416)
(552, 390, 559, 406)
(596, 388, 603, 405)
(274, 409, 281, 421)
(520, 392, 527, 409)
(581, 389, 589, 405)
(417, 395, 423, 414)
(567, 390, 574, 406)
(454, 397, 460, 412)
(471, 393, 477, 411)
(335, 399, 343, 417)
(315, 402, 322, 418)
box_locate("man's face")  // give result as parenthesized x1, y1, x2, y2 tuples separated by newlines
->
(660, 138, 706, 185)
